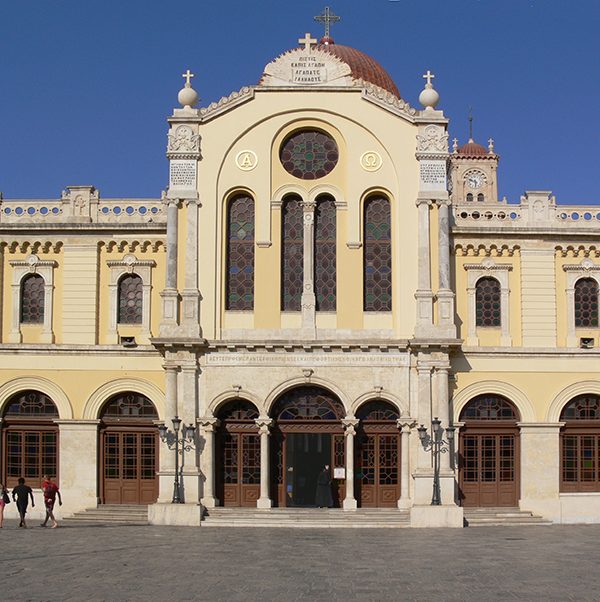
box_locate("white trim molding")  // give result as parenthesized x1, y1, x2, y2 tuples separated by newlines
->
(464, 258, 512, 346)
(546, 380, 600, 422)
(106, 254, 155, 343)
(8, 254, 57, 343)
(563, 259, 600, 347)
(0, 376, 73, 419)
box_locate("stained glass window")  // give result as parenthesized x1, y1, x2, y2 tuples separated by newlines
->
(281, 196, 303, 311)
(574, 278, 599, 328)
(314, 195, 336, 311)
(357, 400, 400, 422)
(20, 274, 45, 324)
(217, 400, 260, 422)
(280, 130, 338, 180)
(476, 277, 501, 327)
(561, 395, 600, 420)
(459, 394, 519, 421)
(226, 195, 255, 310)
(118, 274, 143, 324)
(3, 390, 59, 417)
(364, 196, 392, 311)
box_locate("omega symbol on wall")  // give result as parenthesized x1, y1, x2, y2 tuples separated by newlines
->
(360, 151, 382, 172)
(236, 150, 258, 171)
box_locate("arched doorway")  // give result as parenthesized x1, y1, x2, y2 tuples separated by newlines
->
(215, 399, 260, 507)
(99, 392, 159, 505)
(270, 386, 345, 508)
(458, 394, 520, 507)
(356, 400, 400, 508)
(1, 390, 59, 489)
(560, 394, 600, 492)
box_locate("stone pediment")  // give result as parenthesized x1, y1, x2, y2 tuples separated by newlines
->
(261, 48, 353, 88)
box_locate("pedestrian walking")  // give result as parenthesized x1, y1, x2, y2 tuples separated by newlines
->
(40, 475, 62, 528)
(315, 464, 333, 508)
(12, 477, 34, 528)
(0, 481, 10, 528)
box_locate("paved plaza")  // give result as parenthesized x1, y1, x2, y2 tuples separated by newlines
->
(1, 520, 599, 601)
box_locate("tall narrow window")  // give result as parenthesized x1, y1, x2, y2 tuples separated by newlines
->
(314, 195, 336, 311)
(20, 274, 45, 324)
(574, 278, 599, 328)
(226, 195, 255, 310)
(118, 274, 143, 324)
(281, 196, 303, 311)
(364, 196, 392, 311)
(475, 277, 501, 327)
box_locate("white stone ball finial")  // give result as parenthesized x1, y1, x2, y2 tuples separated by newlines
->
(419, 69, 440, 110)
(178, 69, 199, 108)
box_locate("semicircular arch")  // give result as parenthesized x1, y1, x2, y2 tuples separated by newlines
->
(0, 376, 73, 419)
(207, 389, 264, 418)
(547, 381, 600, 422)
(452, 381, 534, 423)
(83, 378, 165, 421)
(351, 391, 408, 419)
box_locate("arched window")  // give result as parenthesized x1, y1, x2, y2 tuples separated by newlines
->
(574, 278, 599, 328)
(271, 386, 345, 421)
(560, 394, 600, 492)
(281, 196, 303, 311)
(20, 274, 45, 324)
(459, 394, 519, 421)
(100, 392, 158, 419)
(314, 195, 336, 311)
(466, 193, 473, 202)
(2, 390, 59, 488)
(226, 195, 255, 310)
(117, 274, 143, 324)
(476, 277, 501, 327)
(364, 196, 392, 312)
(477, 193, 484, 202)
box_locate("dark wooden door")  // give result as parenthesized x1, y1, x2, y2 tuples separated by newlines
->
(459, 429, 519, 507)
(101, 429, 158, 505)
(218, 431, 260, 507)
(357, 432, 400, 507)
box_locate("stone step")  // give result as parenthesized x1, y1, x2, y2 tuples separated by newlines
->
(464, 507, 552, 527)
(63, 504, 149, 525)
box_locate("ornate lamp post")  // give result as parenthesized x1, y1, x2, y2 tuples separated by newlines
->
(417, 417, 455, 506)
(158, 416, 196, 504)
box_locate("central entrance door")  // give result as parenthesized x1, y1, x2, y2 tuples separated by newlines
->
(99, 392, 159, 505)
(270, 386, 346, 508)
(458, 394, 520, 507)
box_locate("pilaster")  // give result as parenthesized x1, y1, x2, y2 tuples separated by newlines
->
(300, 200, 316, 335)
(180, 198, 201, 337)
(199, 417, 219, 508)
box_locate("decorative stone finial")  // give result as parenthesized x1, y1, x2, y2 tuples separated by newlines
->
(419, 69, 440, 110)
(177, 69, 199, 108)
(452, 138, 458, 153)
(488, 137, 495, 153)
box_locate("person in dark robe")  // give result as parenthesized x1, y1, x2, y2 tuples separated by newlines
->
(315, 464, 333, 508)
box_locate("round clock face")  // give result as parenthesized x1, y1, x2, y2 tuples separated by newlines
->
(466, 171, 485, 189)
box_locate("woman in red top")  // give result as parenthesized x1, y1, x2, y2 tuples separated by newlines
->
(41, 475, 62, 528)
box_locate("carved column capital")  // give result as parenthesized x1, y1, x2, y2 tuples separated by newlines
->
(342, 418, 359, 436)
(416, 198, 433, 207)
(198, 417, 220, 432)
(397, 419, 417, 433)
(255, 418, 273, 434)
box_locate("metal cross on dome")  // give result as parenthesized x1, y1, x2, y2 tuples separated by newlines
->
(314, 6, 341, 39)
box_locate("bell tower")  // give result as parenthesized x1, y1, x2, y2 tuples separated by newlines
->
(449, 116, 501, 204)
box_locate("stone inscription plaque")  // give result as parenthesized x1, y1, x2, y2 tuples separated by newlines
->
(420, 160, 447, 191)
(205, 353, 410, 367)
(291, 56, 327, 84)
(169, 160, 197, 190)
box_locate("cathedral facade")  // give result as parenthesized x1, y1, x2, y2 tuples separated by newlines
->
(1, 31, 599, 527)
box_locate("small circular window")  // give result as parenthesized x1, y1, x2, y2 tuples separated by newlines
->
(280, 130, 338, 180)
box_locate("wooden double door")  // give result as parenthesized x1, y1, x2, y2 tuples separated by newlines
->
(101, 428, 158, 505)
(459, 427, 519, 507)
(356, 431, 400, 508)
(217, 429, 261, 507)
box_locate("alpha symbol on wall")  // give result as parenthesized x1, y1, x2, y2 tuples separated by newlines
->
(235, 150, 258, 171)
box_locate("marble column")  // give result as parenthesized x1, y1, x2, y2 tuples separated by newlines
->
(397, 421, 413, 509)
(436, 199, 456, 336)
(158, 364, 179, 502)
(181, 199, 201, 337)
(180, 361, 200, 504)
(342, 418, 359, 510)
(199, 417, 219, 508)
(435, 365, 451, 471)
(415, 199, 433, 335)
(300, 200, 316, 332)
(255, 418, 273, 508)
(160, 198, 180, 333)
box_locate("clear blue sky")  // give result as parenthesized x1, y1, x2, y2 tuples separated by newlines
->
(2, 0, 599, 205)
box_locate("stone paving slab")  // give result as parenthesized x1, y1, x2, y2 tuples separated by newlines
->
(0, 519, 598, 601)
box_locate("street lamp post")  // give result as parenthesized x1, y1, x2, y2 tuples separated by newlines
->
(158, 416, 196, 504)
(417, 417, 455, 506)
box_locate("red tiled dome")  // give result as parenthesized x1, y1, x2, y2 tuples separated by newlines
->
(314, 40, 400, 97)
(457, 140, 488, 156)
